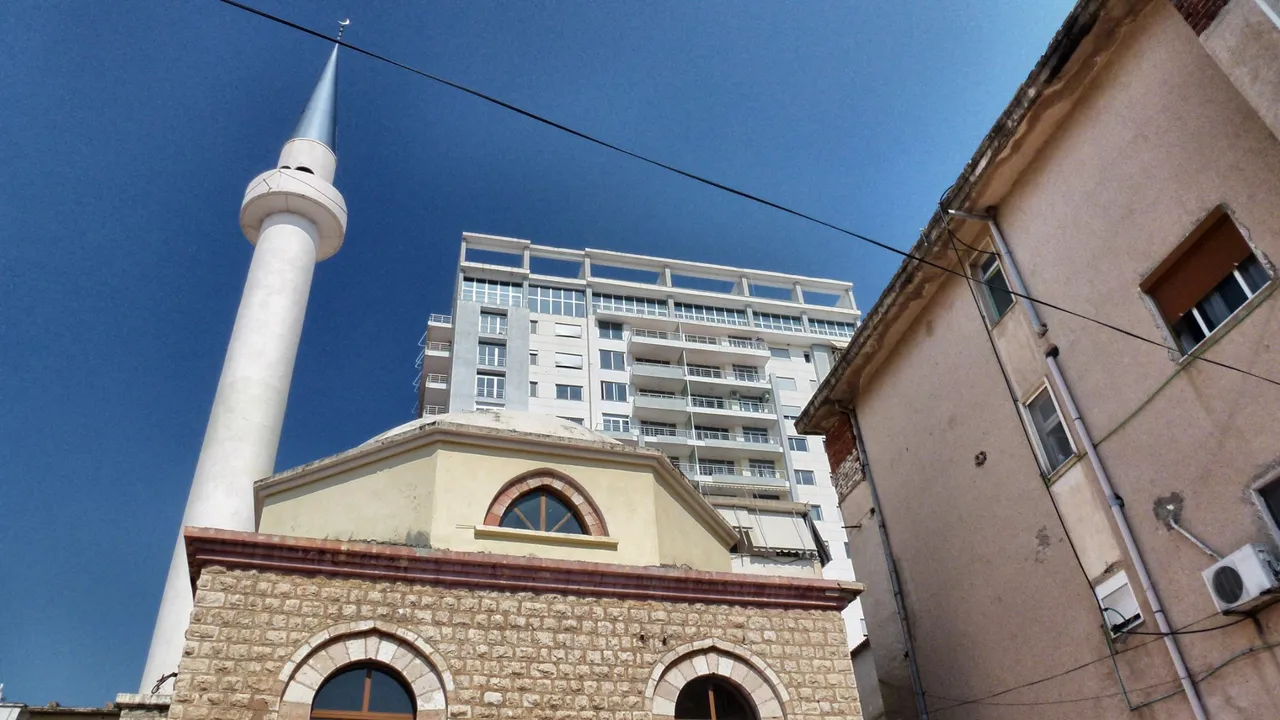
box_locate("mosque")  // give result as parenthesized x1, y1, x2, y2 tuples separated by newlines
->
(3, 37, 862, 720)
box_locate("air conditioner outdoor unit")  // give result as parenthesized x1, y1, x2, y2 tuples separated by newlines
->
(1202, 543, 1280, 613)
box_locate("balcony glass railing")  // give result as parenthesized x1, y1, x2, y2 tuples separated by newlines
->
(688, 396, 775, 414)
(631, 328, 768, 351)
(675, 463, 785, 480)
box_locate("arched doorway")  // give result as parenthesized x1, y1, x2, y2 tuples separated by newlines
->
(674, 676, 758, 720)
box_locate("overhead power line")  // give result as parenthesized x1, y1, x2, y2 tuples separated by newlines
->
(214, 0, 1280, 390)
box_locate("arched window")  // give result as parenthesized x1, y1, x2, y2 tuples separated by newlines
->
(499, 489, 585, 534)
(311, 664, 415, 720)
(674, 676, 758, 720)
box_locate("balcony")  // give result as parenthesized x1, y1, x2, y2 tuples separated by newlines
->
(696, 429, 783, 454)
(630, 328, 770, 364)
(633, 390, 688, 420)
(477, 356, 508, 370)
(426, 313, 454, 343)
(476, 386, 506, 401)
(422, 404, 446, 416)
(685, 365, 770, 392)
(688, 395, 776, 416)
(675, 463, 789, 488)
(423, 373, 449, 388)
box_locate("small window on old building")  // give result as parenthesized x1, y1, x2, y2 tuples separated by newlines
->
(1095, 571, 1142, 637)
(809, 504, 824, 522)
(1023, 384, 1074, 474)
(312, 664, 415, 720)
(1255, 475, 1280, 540)
(499, 490, 585, 534)
(1143, 210, 1271, 354)
(974, 251, 1015, 325)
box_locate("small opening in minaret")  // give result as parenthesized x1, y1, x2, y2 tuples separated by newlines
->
(296, 166, 315, 174)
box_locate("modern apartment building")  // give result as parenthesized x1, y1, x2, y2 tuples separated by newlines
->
(416, 232, 865, 641)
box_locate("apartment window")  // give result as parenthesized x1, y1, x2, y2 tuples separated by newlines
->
(844, 541, 851, 558)
(795, 469, 816, 485)
(592, 293, 669, 317)
(803, 351, 812, 363)
(809, 319, 855, 338)
(529, 381, 537, 398)
(732, 365, 762, 382)
(529, 351, 538, 366)
(598, 320, 624, 340)
(476, 374, 505, 400)
(554, 352, 583, 369)
(530, 320, 538, 334)
(478, 312, 508, 336)
(1254, 472, 1280, 540)
(553, 322, 583, 338)
(559, 417, 584, 426)
(973, 252, 1015, 325)
(781, 405, 802, 421)
(461, 278, 522, 307)
(769, 347, 791, 360)
(743, 427, 771, 444)
(753, 312, 803, 333)
(1095, 571, 1142, 636)
(601, 381, 629, 403)
(685, 363, 722, 379)
(477, 343, 506, 368)
(776, 377, 798, 391)
(555, 384, 583, 401)
(601, 414, 631, 433)
(673, 302, 748, 327)
(698, 459, 737, 475)
(1024, 384, 1074, 473)
(788, 436, 810, 452)
(748, 459, 777, 477)
(527, 285, 586, 317)
(809, 505, 824, 522)
(1143, 211, 1272, 354)
(600, 350, 626, 371)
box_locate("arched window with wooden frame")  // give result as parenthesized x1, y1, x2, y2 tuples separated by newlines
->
(483, 469, 609, 536)
(311, 664, 415, 720)
(499, 489, 585, 534)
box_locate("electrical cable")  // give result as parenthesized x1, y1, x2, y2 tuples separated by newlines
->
(215, 0, 1280, 391)
(922, 607, 1261, 713)
(931, 641, 1280, 713)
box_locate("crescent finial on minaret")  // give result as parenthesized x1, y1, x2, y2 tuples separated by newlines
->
(337, 18, 350, 41)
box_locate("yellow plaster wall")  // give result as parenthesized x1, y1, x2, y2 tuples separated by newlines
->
(257, 439, 732, 572)
(257, 445, 439, 546)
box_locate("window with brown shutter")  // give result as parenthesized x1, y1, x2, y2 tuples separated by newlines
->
(1141, 209, 1271, 353)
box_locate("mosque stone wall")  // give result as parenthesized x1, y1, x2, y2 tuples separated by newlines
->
(169, 565, 861, 720)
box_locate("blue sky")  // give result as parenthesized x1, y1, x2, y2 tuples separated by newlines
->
(0, 0, 1072, 703)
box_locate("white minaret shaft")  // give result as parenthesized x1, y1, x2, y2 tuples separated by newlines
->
(139, 44, 347, 693)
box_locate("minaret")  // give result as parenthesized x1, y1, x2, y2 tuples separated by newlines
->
(139, 39, 348, 693)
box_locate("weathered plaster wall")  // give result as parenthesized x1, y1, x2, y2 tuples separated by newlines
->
(964, 1, 1280, 716)
(1201, 0, 1280, 142)
(850, 274, 1172, 720)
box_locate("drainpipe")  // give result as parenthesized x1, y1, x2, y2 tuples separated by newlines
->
(946, 208, 1047, 335)
(841, 405, 930, 720)
(1043, 346, 1209, 720)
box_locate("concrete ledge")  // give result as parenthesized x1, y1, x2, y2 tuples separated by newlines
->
(473, 524, 620, 550)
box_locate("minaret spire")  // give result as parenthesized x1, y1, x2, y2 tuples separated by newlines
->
(139, 36, 350, 694)
(291, 42, 339, 149)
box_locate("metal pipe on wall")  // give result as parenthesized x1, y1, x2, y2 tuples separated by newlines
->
(1044, 346, 1209, 720)
(842, 405, 930, 720)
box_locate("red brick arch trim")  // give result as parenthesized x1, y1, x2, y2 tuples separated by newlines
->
(483, 468, 609, 536)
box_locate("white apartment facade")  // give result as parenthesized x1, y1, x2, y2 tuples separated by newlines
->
(417, 232, 865, 642)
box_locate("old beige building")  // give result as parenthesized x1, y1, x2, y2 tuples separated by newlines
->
(799, 1, 1280, 719)
(165, 412, 862, 720)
